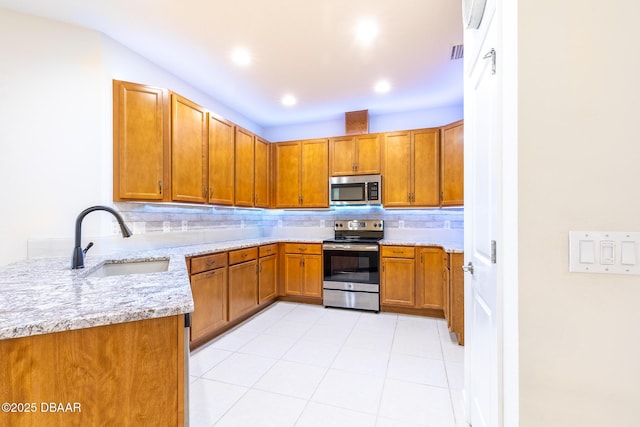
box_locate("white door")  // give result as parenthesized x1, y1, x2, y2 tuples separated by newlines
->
(463, 1, 500, 426)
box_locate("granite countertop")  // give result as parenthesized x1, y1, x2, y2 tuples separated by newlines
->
(0, 236, 457, 341)
(380, 239, 464, 253)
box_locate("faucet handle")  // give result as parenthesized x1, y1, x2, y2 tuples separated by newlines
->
(83, 242, 94, 255)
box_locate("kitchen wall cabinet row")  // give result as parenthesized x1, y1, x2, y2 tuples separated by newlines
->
(113, 80, 269, 207)
(380, 245, 464, 345)
(113, 80, 462, 209)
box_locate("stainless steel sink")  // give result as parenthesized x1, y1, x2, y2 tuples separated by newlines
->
(87, 259, 170, 278)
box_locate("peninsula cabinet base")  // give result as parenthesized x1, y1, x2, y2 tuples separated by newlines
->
(0, 316, 185, 427)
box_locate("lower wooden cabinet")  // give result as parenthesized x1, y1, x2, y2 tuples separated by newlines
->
(282, 243, 323, 299)
(381, 245, 464, 345)
(228, 247, 258, 320)
(380, 246, 416, 307)
(258, 244, 278, 304)
(189, 252, 228, 343)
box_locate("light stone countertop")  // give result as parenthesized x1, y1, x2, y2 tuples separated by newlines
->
(0, 236, 460, 341)
(380, 239, 464, 253)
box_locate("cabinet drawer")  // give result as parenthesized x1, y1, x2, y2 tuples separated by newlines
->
(191, 252, 227, 274)
(283, 243, 322, 255)
(229, 247, 258, 265)
(381, 246, 415, 258)
(259, 244, 278, 257)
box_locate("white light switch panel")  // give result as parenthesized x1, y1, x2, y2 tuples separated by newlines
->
(569, 231, 640, 275)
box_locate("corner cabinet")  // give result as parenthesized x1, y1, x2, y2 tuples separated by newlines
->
(441, 120, 464, 206)
(228, 247, 259, 320)
(273, 139, 328, 208)
(113, 80, 170, 201)
(382, 128, 440, 207)
(171, 93, 208, 203)
(329, 134, 380, 176)
(254, 137, 270, 208)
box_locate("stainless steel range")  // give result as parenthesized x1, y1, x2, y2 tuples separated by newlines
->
(323, 220, 384, 312)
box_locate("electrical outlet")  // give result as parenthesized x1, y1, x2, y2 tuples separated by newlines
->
(278, 220, 283, 228)
(181, 220, 188, 231)
(163, 221, 171, 232)
(320, 220, 325, 227)
(444, 220, 451, 229)
(399, 220, 405, 229)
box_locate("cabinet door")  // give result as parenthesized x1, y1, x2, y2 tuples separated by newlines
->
(300, 139, 329, 207)
(274, 142, 301, 208)
(190, 267, 228, 342)
(381, 257, 415, 306)
(171, 94, 208, 203)
(254, 137, 270, 208)
(382, 131, 412, 207)
(208, 115, 235, 205)
(412, 128, 440, 207)
(302, 255, 323, 297)
(329, 136, 357, 176)
(258, 254, 277, 303)
(235, 127, 255, 207)
(113, 80, 169, 201)
(283, 253, 303, 295)
(416, 247, 445, 310)
(228, 260, 258, 320)
(449, 252, 465, 345)
(441, 121, 464, 206)
(355, 134, 381, 175)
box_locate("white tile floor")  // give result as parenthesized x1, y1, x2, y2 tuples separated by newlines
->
(189, 302, 468, 427)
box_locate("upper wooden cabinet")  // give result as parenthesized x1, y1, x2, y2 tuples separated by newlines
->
(254, 137, 270, 208)
(441, 120, 464, 206)
(113, 80, 170, 201)
(382, 128, 440, 207)
(208, 115, 235, 206)
(273, 139, 328, 208)
(329, 134, 380, 176)
(171, 93, 208, 203)
(235, 127, 255, 207)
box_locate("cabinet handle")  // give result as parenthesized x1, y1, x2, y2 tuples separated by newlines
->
(205, 260, 216, 266)
(241, 253, 248, 258)
(382, 262, 385, 272)
(210, 187, 214, 198)
(202, 186, 207, 199)
(159, 180, 163, 194)
(421, 253, 424, 263)
(299, 247, 307, 252)
(392, 250, 403, 254)
(259, 263, 262, 273)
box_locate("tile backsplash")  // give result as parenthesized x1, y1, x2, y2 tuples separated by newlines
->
(26, 202, 463, 259)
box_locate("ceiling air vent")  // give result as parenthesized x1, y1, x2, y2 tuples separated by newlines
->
(450, 44, 464, 60)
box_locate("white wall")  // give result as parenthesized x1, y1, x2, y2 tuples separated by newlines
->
(518, 1, 640, 426)
(0, 8, 262, 266)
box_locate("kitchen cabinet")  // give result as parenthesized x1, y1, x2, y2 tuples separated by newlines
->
(382, 128, 440, 207)
(441, 120, 464, 206)
(0, 315, 186, 426)
(235, 127, 255, 207)
(171, 93, 208, 203)
(189, 252, 228, 344)
(448, 252, 465, 345)
(112, 80, 170, 202)
(254, 136, 270, 208)
(208, 114, 235, 205)
(416, 247, 445, 310)
(258, 244, 278, 303)
(273, 139, 329, 208)
(282, 243, 323, 299)
(329, 133, 380, 176)
(380, 246, 416, 307)
(228, 247, 258, 320)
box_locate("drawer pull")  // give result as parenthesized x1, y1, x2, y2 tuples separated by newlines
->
(299, 247, 307, 252)
(393, 250, 403, 254)
(205, 260, 216, 266)
(241, 253, 248, 258)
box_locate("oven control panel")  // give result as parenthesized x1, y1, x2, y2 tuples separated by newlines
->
(334, 220, 384, 231)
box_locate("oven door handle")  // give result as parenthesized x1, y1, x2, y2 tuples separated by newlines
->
(322, 244, 379, 252)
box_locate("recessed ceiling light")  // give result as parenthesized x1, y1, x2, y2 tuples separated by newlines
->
(374, 79, 391, 94)
(282, 94, 297, 106)
(231, 47, 251, 66)
(356, 18, 379, 44)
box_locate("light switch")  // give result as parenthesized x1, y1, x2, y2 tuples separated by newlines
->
(579, 240, 595, 263)
(600, 241, 615, 265)
(621, 241, 637, 265)
(569, 231, 640, 275)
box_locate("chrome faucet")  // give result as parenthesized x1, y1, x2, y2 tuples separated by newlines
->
(71, 205, 133, 269)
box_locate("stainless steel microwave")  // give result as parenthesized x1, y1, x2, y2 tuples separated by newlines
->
(329, 174, 382, 206)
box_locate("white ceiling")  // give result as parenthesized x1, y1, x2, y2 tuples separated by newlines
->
(0, 0, 463, 127)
